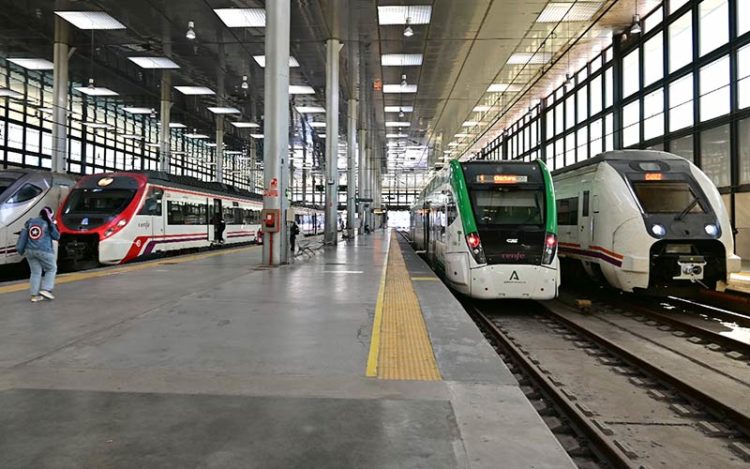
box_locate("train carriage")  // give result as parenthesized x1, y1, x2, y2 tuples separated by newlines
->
(553, 150, 741, 293)
(411, 159, 559, 300)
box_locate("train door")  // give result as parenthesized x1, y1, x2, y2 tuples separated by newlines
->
(579, 190, 591, 250)
(423, 202, 431, 253)
(208, 198, 222, 243)
(151, 188, 164, 239)
(138, 187, 163, 243)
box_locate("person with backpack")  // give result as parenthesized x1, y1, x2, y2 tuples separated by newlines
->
(16, 206, 60, 302)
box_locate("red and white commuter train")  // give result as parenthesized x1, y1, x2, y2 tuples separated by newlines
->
(57, 171, 265, 265)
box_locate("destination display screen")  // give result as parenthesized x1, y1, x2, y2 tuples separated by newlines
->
(475, 174, 529, 184)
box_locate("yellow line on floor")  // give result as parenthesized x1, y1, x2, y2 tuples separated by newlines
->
(366, 234, 390, 377)
(0, 245, 260, 295)
(374, 233, 441, 381)
(411, 276, 439, 281)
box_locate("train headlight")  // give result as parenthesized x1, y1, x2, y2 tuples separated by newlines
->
(651, 224, 667, 238)
(465, 232, 487, 265)
(542, 233, 557, 265)
(704, 224, 719, 238)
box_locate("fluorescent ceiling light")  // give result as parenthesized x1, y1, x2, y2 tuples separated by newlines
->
(214, 8, 266, 27)
(289, 85, 315, 95)
(537, 2, 602, 23)
(473, 105, 491, 112)
(169, 123, 187, 129)
(381, 54, 423, 66)
(185, 133, 209, 139)
(487, 83, 523, 93)
(462, 121, 479, 127)
(383, 84, 417, 93)
(8, 58, 54, 70)
(296, 106, 325, 113)
(378, 5, 432, 25)
(55, 11, 126, 30)
(75, 86, 118, 96)
(207, 107, 241, 114)
(250, 133, 264, 139)
(507, 52, 552, 65)
(174, 86, 215, 95)
(310, 122, 326, 128)
(230, 122, 260, 128)
(385, 106, 414, 113)
(0, 88, 24, 99)
(83, 122, 113, 129)
(128, 56, 179, 69)
(318, 134, 327, 138)
(385, 122, 411, 127)
(455, 133, 471, 138)
(253, 55, 300, 67)
(122, 107, 152, 114)
(386, 133, 408, 138)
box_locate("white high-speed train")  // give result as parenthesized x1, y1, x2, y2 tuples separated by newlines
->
(553, 150, 741, 293)
(0, 169, 75, 265)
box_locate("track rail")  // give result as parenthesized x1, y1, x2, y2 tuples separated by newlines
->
(470, 305, 636, 469)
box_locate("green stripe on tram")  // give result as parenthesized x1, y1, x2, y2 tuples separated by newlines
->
(449, 160, 477, 235)
(537, 159, 558, 235)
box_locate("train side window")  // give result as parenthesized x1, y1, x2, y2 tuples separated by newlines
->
(582, 191, 590, 217)
(556, 197, 579, 225)
(6, 184, 43, 204)
(138, 188, 163, 216)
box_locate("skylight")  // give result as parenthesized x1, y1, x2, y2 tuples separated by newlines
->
(230, 122, 260, 128)
(385, 106, 414, 113)
(55, 11, 125, 29)
(214, 8, 266, 28)
(378, 5, 432, 25)
(289, 85, 315, 95)
(487, 83, 523, 93)
(507, 52, 552, 65)
(381, 54, 423, 66)
(128, 57, 180, 69)
(383, 84, 418, 94)
(473, 105, 491, 112)
(174, 86, 215, 95)
(207, 107, 241, 114)
(7, 58, 54, 70)
(253, 56, 300, 67)
(537, 2, 603, 23)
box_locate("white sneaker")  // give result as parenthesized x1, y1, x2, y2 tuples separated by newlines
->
(31, 296, 43, 303)
(39, 290, 55, 300)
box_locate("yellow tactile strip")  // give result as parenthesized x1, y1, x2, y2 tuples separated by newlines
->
(375, 233, 441, 381)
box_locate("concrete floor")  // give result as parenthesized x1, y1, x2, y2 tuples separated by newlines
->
(0, 232, 574, 469)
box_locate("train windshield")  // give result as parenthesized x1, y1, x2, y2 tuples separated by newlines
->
(64, 188, 136, 215)
(470, 189, 545, 226)
(632, 182, 705, 214)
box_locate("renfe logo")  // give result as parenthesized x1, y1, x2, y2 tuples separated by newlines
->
(509, 271, 520, 281)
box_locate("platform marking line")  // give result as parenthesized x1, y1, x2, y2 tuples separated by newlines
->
(376, 233, 441, 381)
(410, 276, 439, 281)
(365, 235, 390, 377)
(0, 245, 260, 295)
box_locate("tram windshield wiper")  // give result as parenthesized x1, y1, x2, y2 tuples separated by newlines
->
(675, 197, 699, 221)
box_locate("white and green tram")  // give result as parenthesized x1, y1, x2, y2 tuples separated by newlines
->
(410, 160, 560, 300)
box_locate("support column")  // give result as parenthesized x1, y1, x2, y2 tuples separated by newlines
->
(159, 71, 171, 172)
(51, 9, 70, 173)
(215, 117, 224, 183)
(263, 0, 290, 265)
(215, 42, 226, 184)
(346, 43, 358, 239)
(324, 37, 341, 245)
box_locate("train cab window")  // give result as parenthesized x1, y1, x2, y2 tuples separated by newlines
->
(632, 181, 706, 214)
(6, 184, 43, 204)
(556, 197, 579, 225)
(582, 191, 590, 217)
(63, 188, 136, 214)
(138, 188, 163, 216)
(471, 190, 544, 226)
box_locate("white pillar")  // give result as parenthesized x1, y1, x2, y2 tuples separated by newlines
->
(324, 38, 341, 245)
(346, 89, 358, 237)
(215, 117, 224, 183)
(159, 71, 171, 172)
(51, 11, 70, 173)
(262, 0, 290, 265)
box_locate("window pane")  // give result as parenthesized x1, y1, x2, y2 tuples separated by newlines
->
(699, 0, 728, 56)
(565, 95, 575, 130)
(701, 125, 730, 188)
(577, 86, 588, 123)
(623, 100, 640, 147)
(741, 0, 750, 36)
(670, 74, 694, 131)
(566, 133, 575, 166)
(671, 134, 694, 162)
(577, 127, 588, 160)
(622, 49, 640, 97)
(669, 13, 693, 73)
(605, 113, 614, 151)
(590, 75, 602, 115)
(605, 67, 613, 107)
(700, 55, 730, 121)
(739, 44, 750, 109)
(546, 110, 554, 139)
(644, 7, 663, 34)
(643, 88, 664, 140)
(670, 0, 689, 14)
(590, 120, 603, 156)
(644, 32, 664, 87)
(739, 118, 750, 184)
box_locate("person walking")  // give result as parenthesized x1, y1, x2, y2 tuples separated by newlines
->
(16, 207, 60, 302)
(289, 220, 300, 253)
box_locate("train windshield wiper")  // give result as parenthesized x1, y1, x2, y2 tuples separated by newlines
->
(675, 197, 699, 221)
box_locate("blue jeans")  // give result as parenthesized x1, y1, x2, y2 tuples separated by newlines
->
(26, 250, 57, 296)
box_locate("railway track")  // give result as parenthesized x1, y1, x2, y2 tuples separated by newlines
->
(470, 299, 750, 468)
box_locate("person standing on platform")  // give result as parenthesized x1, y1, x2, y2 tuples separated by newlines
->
(16, 206, 59, 303)
(290, 220, 300, 253)
(213, 211, 226, 244)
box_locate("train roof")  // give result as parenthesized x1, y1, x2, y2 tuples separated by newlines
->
(139, 171, 263, 202)
(551, 150, 686, 177)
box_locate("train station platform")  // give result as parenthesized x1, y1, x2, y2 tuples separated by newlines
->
(0, 231, 573, 468)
